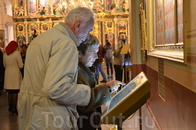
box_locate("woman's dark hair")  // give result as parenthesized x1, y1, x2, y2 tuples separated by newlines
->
(106, 41, 111, 46)
(20, 44, 28, 48)
(121, 39, 125, 43)
(77, 34, 99, 55)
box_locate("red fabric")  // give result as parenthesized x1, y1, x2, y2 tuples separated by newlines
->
(97, 45, 103, 63)
(6, 41, 18, 55)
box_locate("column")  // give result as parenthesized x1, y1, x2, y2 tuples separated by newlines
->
(114, 17, 118, 50)
(24, 19, 28, 44)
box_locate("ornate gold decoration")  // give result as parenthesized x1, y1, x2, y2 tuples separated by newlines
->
(105, 20, 114, 33)
(40, 22, 49, 33)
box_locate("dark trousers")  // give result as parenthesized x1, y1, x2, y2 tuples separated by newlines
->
(106, 63, 113, 75)
(114, 65, 122, 81)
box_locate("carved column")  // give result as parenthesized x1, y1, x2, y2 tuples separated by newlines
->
(24, 0, 27, 16)
(49, 18, 53, 29)
(14, 22, 17, 41)
(127, 18, 130, 45)
(114, 17, 118, 49)
(36, 19, 40, 35)
(24, 19, 28, 44)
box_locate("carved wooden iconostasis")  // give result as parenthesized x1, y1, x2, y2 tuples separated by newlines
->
(13, 0, 130, 49)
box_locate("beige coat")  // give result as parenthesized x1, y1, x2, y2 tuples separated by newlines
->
(3, 50, 23, 90)
(19, 23, 91, 130)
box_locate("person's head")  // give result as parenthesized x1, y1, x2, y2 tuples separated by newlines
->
(120, 39, 125, 47)
(6, 41, 19, 55)
(78, 34, 100, 67)
(65, 7, 95, 44)
(106, 41, 111, 46)
(20, 44, 28, 53)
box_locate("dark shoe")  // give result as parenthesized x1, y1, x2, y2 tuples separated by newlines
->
(100, 80, 107, 83)
(8, 105, 12, 114)
(12, 107, 18, 115)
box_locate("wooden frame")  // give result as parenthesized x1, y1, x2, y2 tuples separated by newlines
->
(28, 0, 37, 15)
(0, 30, 5, 48)
(146, 0, 184, 63)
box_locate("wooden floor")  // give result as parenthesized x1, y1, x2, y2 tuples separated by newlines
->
(0, 91, 18, 130)
(0, 68, 158, 130)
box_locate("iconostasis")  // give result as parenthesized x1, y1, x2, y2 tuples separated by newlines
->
(13, 0, 130, 49)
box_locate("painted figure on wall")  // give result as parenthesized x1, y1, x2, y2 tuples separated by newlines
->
(28, 0, 36, 13)
(18, 25, 23, 31)
(18, 0, 24, 7)
(54, 0, 60, 4)
(107, 21, 113, 28)
(106, 0, 112, 10)
(43, 24, 48, 31)
(116, 0, 125, 12)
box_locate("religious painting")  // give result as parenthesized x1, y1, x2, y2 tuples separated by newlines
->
(18, 25, 24, 32)
(146, 0, 184, 63)
(107, 21, 113, 28)
(18, 0, 24, 7)
(164, 0, 175, 44)
(28, 0, 37, 15)
(0, 30, 5, 48)
(177, 0, 183, 43)
(155, 0, 163, 45)
(29, 24, 38, 32)
(116, 0, 125, 12)
(105, 0, 112, 11)
(41, 23, 49, 33)
(54, 0, 60, 4)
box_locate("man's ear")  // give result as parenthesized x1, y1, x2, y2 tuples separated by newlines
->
(75, 20, 81, 31)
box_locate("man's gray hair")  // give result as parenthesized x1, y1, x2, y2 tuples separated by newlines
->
(65, 7, 94, 24)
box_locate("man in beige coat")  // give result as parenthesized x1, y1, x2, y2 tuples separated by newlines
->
(19, 7, 122, 130)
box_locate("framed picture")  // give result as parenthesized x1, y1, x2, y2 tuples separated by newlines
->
(18, 25, 24, 31)
(54, 0, 60, 4)
(146, 0, 184, 63)
(177, 0, 183, 43)
(164, 0, 175, 44)
(0, 30, 5, 48)
(18, 0, 24, 7)
(105, 0, 113, 11)
(28, 0, 37, 15)
(41, 23, 49, 33)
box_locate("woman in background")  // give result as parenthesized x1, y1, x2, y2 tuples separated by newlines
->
(3, 41, 23, 115)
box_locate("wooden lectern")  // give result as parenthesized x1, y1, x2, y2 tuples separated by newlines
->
(101, 72, 151, 130)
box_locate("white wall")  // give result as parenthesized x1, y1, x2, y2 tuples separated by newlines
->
(0, 0, 14, 47)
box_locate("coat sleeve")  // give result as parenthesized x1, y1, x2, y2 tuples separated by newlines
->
(77, 83, 111, 113)
(16, 51, 23, 69)
(3, 53, 6, 68)
(42, 39, 91, 106)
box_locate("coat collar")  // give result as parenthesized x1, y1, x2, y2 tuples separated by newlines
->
(57, 22, 80, 46)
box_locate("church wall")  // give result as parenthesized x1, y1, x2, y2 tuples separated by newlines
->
(146, 56, 196, 130)
(129, 0, 196, 129)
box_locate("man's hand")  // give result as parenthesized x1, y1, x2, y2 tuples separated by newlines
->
(106, 80, 125, 93)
